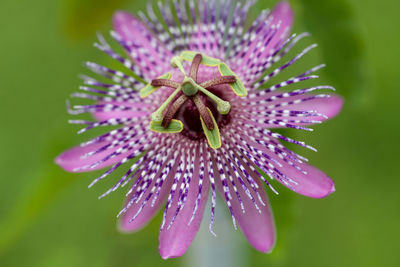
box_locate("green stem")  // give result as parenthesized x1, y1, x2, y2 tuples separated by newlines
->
(170, 56, 187, 76)
(192, 83, 231, 114)
(151, 86, 182, 121)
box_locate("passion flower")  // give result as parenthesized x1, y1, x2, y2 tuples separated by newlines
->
(56, 0, 343, 259)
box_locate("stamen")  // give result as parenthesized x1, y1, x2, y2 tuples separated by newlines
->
(162, 94, 189, 128)
(190, 54, 203, 82)
(151, 79, 180, 88)
(193, 95, 214, 130)
(200, 75, 236, 88)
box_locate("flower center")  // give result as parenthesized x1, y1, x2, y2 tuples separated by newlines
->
(181, 81, 198, 96)
(139, 51, 248, 149)
(180, 88, 232, 140)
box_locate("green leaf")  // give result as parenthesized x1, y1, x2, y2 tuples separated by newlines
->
(218, 63, 247, 97)
(150, 119, 183, 133)
(180, 51, 221, 66)
(139, 72, 171, 98)
(200, 108, 221, 150)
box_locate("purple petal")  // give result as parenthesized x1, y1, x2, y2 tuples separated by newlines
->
(236, 1, 293, 75)
(55, 141, 132, 172)
(237, 179, 276, 253)
(248, 93, 344, 128)
(265, 148, 335, 198)
(113, 11, 172, 79)
(118, 158, 180, 233)
(283, 161, 335, 198)
(272, 93, 344, 124)
(242, 139, 336, 198)
(215, 160, 276, 253)
(92, 101, 150, 121)
(260, 1, 294, 58)
(158, 155, 210, 259)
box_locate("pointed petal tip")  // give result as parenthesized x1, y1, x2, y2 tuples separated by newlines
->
(319, 94, 344, 121)
(327, 181, 336, 196)
(276, 1, 291, 8)
(273, 1, 294, 18)
(312, 179, 336, 199)
(267, 243, 276, 254)
(116, 218, 132, 234)
(54, 151, 72, 172)
(254, 234, 276, 254)
(331, 94, 344, 116)
(54, 154, 74, 172)
(113, 10, 132, 21)
(116, 218, 144, 234)
(159, 245, 185, 260)
(117, 199, 165, 234)
(331, 183, 336, 194)
(158, 205, 207, 260)
(54, 154, 62, 165)
(116, 222, 131, 234)
(54, 152, 83, 173)
(158, 169, 209, 260)
(249, 215, 277, 254)
(112, 10, 135, 30)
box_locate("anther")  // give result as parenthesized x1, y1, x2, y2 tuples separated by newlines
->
(200, 76, 236, 88)
(193, 95, 214, 130)
(162, 94, 188, 128)
(151, 79, 180, 88)
(190, 54, 203, 82)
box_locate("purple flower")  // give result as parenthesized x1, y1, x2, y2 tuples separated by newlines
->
(55, 0, 343, 259)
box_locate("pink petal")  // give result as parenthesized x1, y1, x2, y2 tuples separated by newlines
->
(238, 180, 276, 253)
(236, 1, 293, 74)
(215, 158, 276, 253)
(113, 11, 172, 79)
(55, 141, 141, 172)
(275, 93, 344, 123)
(118, 157, 180, 233)
(92, 101, 151, 121)
(281, 160, 335, 198)
(260, 1, 294, 59)
(241, 138, 335, 198)
(158, 154, 210, 259)
(247, 93, 343, 128)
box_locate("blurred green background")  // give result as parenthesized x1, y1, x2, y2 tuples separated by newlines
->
(0, 0, 399, 266)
